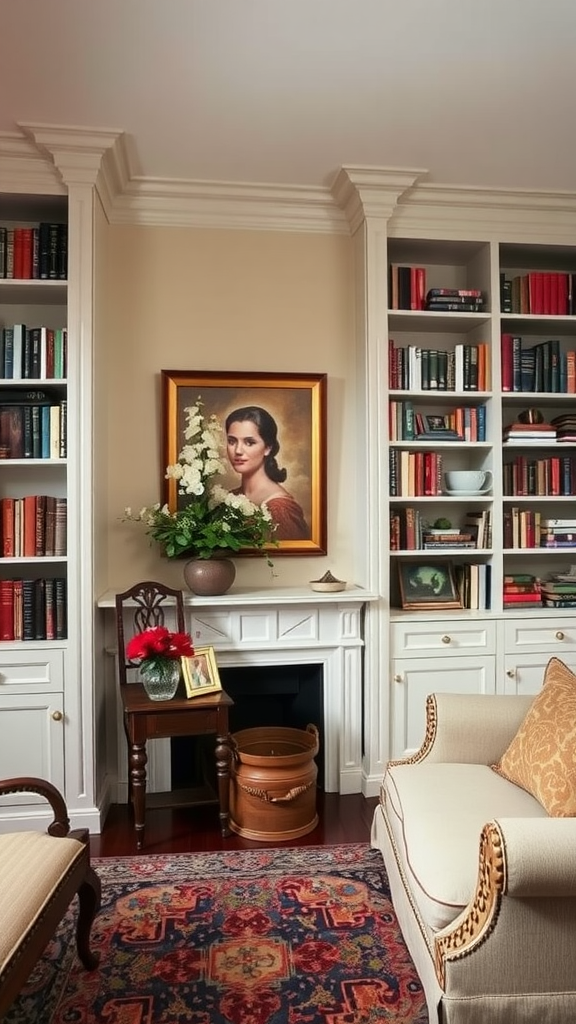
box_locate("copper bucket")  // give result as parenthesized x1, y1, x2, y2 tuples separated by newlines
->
(229, 724, 320, 841)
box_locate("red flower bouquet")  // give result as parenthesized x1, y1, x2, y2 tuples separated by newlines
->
(126, 626, 194, 667)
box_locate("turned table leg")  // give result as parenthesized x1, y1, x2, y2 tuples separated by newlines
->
(215, 732, 232, 837)
(129, 740, 148, 850)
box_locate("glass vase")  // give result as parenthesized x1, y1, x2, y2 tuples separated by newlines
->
(140, 659, 181, 701)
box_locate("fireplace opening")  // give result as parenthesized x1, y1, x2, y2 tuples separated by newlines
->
(171, 663, 324, 791)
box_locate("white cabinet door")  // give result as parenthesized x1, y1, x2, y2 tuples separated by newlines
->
(0, 693, 65, 814)
(502, 654, 576, 696)
(392, 655, 496, 759)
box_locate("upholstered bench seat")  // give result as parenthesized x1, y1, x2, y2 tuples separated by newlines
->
(383, 761, 547, 930)
(0, 831, 88, 974)
(0, 778, 101, 1019)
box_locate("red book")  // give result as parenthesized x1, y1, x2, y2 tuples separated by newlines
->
(410, 267, 426, 311)
(542, 273, 552, 315)
(502, 591, 542, 603)
(23, 494, 37, 557)
(1, 497, 15, 557)
(13, 228, 24, 279)
(20, 228, 33, 279)
(0, 579, 15, 640)
(558, 273, 569, 316)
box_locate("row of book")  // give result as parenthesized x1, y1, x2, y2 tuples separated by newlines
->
(0, 223, 67, 281)
(500, 272, 576, 316)
(389, 269, 487, 313)
(501, 335, 576, 393)
(454, 563, 492, 610)
(389, 450, 444, 497)
(0, 576, 67, 641)
(1, 495, 67, 558)
(502, 455, 576, 496)
(390, 509, 492, 551)
(1, 325, 67, 380)
(0, 397, 67, 460)
(502, 510, 576, 549)
(389, 401, 487, 443)
(389, 340, 490, 392)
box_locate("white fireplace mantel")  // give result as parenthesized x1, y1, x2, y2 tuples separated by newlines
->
(98, 585, 378, 796)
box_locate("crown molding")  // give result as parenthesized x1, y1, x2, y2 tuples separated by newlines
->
(389, 182, 576, 241)
(331, 166, 427, 233)
(109, 177, 347, 233)
(4, 126, 576, 239)
(0, 131, 65, 194)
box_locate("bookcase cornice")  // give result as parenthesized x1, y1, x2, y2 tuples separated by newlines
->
(0, 131, 65, 195)
(331, 166, 426, 234)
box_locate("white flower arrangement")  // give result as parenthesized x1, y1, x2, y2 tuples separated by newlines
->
(123, 399, 276, 560)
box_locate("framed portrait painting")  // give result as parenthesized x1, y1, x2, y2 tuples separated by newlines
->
(162, 370, 327, 555)
(181, 646, 222, 698)
(398, 561, 462, 610)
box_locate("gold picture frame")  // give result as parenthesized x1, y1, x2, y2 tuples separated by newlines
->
(162, 370, 327, 555)
(181, 645, 223, 698)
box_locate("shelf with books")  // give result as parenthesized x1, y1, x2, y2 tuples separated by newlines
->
(0, 195, 68, 650)
(499, 242, 576, 316)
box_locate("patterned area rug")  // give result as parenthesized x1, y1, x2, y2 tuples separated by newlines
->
(6, 843, 428, 1023)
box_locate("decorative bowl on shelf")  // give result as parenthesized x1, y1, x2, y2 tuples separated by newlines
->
(309, 571, 347, 593)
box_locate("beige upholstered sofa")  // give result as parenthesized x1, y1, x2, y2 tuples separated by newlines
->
(372, 667, 576, 1024)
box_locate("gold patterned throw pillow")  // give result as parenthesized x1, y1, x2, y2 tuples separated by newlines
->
(492, 657, 576, 816)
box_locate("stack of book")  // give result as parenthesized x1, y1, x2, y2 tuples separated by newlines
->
(462, 509, 492, 549)
(503, 574, 542, 609)
(539, 517, 576, 549)
(425, 288, 485, 313)
(422, 529, 476, 550)
(541, 568, 576, 608)
(502, 421, 557, 444)
(551, 414, 576, 442)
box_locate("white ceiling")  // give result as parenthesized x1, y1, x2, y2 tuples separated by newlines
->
(2, 0, 576, 195)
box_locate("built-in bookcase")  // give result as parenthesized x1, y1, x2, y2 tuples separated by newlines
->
(0, 194, 68, 644)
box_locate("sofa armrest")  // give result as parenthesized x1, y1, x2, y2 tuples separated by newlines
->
(434, 818, 576, 1000)
(392, 692, 535, 767)
(0, 776, 71, 838)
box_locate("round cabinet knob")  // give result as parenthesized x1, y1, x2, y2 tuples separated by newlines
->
(394, 674, 403, 683)
(51, 710, 63, 721)
(506, 668, 515, 678)
(441, 635, 451, 645)
(555, 631, 565, 641)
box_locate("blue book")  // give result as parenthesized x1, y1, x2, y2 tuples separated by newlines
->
(41, 404, 50, 458)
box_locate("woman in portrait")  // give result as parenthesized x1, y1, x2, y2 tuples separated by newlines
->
(225, 406, 309, 541)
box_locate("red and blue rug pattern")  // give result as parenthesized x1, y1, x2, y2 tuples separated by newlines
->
(6, 843, 428, 1023)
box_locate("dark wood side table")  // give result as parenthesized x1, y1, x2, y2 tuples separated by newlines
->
(120, 683, 234, 849)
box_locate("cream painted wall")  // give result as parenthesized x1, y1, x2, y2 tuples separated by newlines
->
(102, 225, 358, 593)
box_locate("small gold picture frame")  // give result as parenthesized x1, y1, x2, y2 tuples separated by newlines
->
(181, 645, 223, 698)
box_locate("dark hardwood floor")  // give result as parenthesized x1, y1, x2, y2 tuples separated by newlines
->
(91, 792, 379, 857)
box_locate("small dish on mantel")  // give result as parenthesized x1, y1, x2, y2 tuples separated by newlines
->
(310, 571, 347, 593)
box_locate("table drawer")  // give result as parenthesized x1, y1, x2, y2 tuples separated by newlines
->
(392, 620, 496, 657)
(504, 618, 576, 653)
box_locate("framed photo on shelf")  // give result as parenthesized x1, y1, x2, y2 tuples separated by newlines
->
(162, 370, 327, 555)
(181, 646, 223, 698)
(426, 415, 448, 431)
(398, 561, 462, 610)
